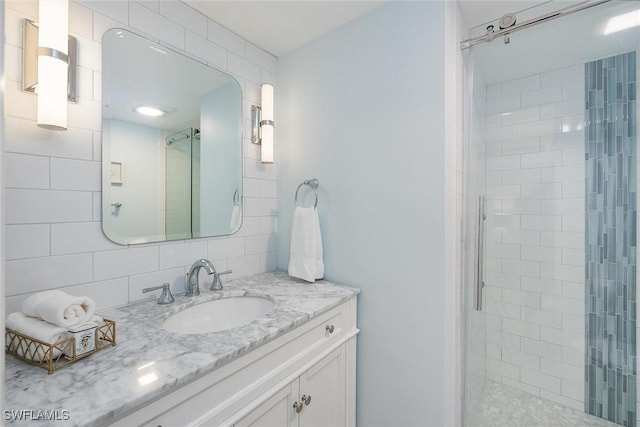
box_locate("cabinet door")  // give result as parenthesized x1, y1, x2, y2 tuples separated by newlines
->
(298, 346, 346, 427)
(234, 381, 299, 427)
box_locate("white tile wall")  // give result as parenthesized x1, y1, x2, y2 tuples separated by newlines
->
(3, 0, 278, 313)
(483, 63, 587, 409)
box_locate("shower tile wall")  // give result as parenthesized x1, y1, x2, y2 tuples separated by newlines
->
(585, 52, 637, 426)
(485, 56, 640, 420)
(3, 0, 278, 313)
(484, 63, 588, 411)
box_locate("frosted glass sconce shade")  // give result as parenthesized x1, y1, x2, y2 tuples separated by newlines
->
(251, 84, 275, 163)
(22, 0, 78, 131)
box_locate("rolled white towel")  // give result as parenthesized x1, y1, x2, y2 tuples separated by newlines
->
(6, 312, 69, 361)
(22, 290, 96, 328)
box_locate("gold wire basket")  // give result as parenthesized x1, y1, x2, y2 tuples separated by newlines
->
(5, 319, 116, 374)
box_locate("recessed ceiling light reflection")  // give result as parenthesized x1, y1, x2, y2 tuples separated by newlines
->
(604, 8, 640, 35)
(134, 106, 166, 117)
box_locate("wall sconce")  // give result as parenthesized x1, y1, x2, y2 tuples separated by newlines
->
(251, 84, 274, 163)
(22, 0, 78, 131)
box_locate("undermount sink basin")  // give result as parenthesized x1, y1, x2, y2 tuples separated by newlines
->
(162, 296, 275, 334)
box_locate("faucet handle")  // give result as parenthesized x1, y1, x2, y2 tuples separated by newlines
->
(142, 283, 174, 305)
(210, 270, 232, 291)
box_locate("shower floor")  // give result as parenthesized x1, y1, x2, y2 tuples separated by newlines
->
(472, 380, 621, 427)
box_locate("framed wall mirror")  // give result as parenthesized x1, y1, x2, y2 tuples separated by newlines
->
(101, 29, 243, 245)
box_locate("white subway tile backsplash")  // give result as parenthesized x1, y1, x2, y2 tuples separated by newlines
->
(6, 224, 50, 260)
(159, 1, 207, 37)
(502, 260, 540, 279)
(4, 153, 49, 189)
(81, 0, 129, 24)
(93, 247, 159, 281)
(51, 158, 101, 191)
(245, 42, 277, 74)
(158, 240, 208, 269)
(6, 189, 93, 224)
(6, 253, 94, 295)
(521, 368, 562, 394)
(130, 2, 185, 49)
(51, 222, 120, 255)
(208, 238, 245, 261)
(185, 31, 227, 69)
(5, 0, 279, 313)
(521, 184, 562, 200)
(228, 254, 262, 279)
(65, 278, 129, 311)
(228, 52, 261, 83)
(207, 19, 245, 57)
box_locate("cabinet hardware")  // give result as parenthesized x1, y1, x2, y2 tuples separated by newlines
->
(302, 394, 312, 406)
(293, 401, 303, 413)
(325, 325, 334, 333)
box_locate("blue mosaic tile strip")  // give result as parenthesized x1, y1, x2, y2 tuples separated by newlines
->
(585, 51, 637, 427)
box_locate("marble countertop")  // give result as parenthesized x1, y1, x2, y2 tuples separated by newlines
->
(4, 271, 358, 427)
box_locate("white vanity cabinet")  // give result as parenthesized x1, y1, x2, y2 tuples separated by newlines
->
(234, 345, 347, 427)
(110, 297, 358, 427)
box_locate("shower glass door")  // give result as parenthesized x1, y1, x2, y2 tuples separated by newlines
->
(463, 1, 640, 425)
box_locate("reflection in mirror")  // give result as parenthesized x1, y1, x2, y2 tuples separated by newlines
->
(101, 29, 243, 244)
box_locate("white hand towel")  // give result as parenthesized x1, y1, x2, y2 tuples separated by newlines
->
(288, 206, 324, 282)
(6, 312, 69, 361)
(22, 290, 96, 328)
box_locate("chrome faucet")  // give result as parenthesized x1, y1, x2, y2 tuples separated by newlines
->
(185, 259, 216, 296)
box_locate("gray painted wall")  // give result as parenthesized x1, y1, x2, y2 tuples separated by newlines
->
(277, 2, 451, 425)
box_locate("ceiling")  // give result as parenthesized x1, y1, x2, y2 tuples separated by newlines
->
(185, 1, 384, 57)
(185, 0, 552, 58)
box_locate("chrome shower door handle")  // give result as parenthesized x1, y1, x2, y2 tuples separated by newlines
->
(474, 195, 486, 311)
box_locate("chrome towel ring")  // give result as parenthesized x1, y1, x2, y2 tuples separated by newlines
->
(295, 178, 319, 208)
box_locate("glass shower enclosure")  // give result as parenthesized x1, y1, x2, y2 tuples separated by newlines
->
(462, 1, 640, 425)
